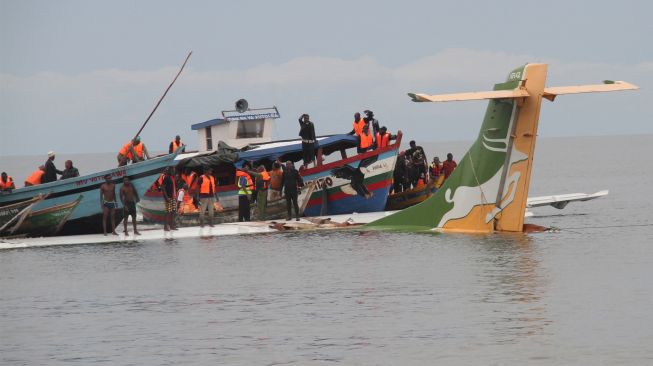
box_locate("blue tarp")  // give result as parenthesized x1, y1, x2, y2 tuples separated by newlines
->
(236, 134, 358, 166)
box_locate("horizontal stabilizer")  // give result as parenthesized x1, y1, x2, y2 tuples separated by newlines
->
(526, 190, 609, 209)
(543, 81, 638, 101)
(408, 88, 530, 103)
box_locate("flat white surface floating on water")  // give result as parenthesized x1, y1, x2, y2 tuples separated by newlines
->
(0, 211, 395, 249)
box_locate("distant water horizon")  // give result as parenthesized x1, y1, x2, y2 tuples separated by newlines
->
(1, 134, 650, 188)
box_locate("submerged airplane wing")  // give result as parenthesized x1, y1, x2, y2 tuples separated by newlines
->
(408, 88, 529, 102)
(543, 81, 638, 101)
(526, 190, 609, 209)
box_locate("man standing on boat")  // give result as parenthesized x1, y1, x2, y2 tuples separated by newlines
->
(197, 167, 218, 227)
(298, 114, 317, 168)
(169, 135, 184, 154)
(236, 162, 254, 222)
(281, 161, 303, 221)
(60, 160, 80, 179)
(100, 174, 118, 236)
(405, 140, 427, 186)
(160, 167, 177, 231)
(120, 176, 140, 236)
(0, 172, 15, 191)
(358, 124, 374, 154)
(349, 112, 365, 136)
(43, 151, 63, 183)
(363, 110, 380, 144)
(392, 151, 407, 194)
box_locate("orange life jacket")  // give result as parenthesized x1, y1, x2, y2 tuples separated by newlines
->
(360, 131, 373, 149)
(430, 162, 442, 177)
(132, 142, 144, 159)
(25, 170, 44, 186)
(269, 168, 283, 190)
(171, 140, 182, 153)
(119, 142, 133, 160)
(235, 170, 253, 194)
(199, 174, 216, 195)
(353, 119, 365, 136)
(260, 171, 271, 190)
(0, 176, 13, 189)
(416, 178, 425, 188)
(184, 171, 198, 193)
(376, 132, 390, 148)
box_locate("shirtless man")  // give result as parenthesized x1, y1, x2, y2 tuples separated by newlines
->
(119, 176, 140, 236)
(100, 174, 118, 235)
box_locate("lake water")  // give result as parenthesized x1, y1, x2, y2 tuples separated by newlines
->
(1, 135, 652, 365)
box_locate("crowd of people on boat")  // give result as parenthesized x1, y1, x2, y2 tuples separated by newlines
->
(0, 151, 80, 191)
(391, 140, 458, 194)
(297, 110, 397, 168)
(1, 111, 456, 236)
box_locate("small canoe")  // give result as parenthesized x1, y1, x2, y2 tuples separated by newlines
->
(0, 195, 47, 235)
(13, 195, 83, 237)
(385, 178, 439, 211)
(173, 196, 291, 226)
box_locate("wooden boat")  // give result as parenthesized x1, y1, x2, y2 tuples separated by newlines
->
(140, 133, 401, 223)
(385, 176, 441, 211)
(0, 152, 180, 235)
(0, 195, 46, 235)
(13, 195, 83, 237)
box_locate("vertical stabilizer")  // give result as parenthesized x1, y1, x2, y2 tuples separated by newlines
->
(493, 64, 547, 231)
(368, 65, 534, 233)
(368, 63, 636, 233)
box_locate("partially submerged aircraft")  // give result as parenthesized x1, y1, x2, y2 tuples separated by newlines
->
(368, 63, 637, 233)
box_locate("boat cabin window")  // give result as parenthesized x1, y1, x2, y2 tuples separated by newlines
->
(205, 127, 213, 150)
(236, 119, 264, 139)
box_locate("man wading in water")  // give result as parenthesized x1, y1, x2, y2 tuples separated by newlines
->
(100, 174, 118, 236)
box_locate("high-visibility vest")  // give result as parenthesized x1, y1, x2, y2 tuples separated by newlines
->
(119, 142, 133, 160)
(353, 119, 365, 136)
(376, 132, 390, 148)
(236, 170, 253, 195)
(359, 132, 373, 149)
(0, 176, 13, 189)
(199, 174, 216, 195)
(184, 171, 198, 193)
(132, 142, 144, 159)
(171, 140, 182, 153)
(25, 170, 44, 186)
(260, 171, 271, 190)
(269, 168, 283, 190)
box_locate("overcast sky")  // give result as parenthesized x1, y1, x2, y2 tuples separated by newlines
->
(1, 0, 651, 156)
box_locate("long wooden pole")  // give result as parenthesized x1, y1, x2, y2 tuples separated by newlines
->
(133, 51, 192, 140)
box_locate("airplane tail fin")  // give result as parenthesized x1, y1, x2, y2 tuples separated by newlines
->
(368, 63, 637, 233)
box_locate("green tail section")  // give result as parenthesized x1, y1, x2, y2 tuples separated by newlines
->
(368, 66, 525, 231)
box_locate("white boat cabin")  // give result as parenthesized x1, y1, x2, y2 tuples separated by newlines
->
(191, 105, 280, 151)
